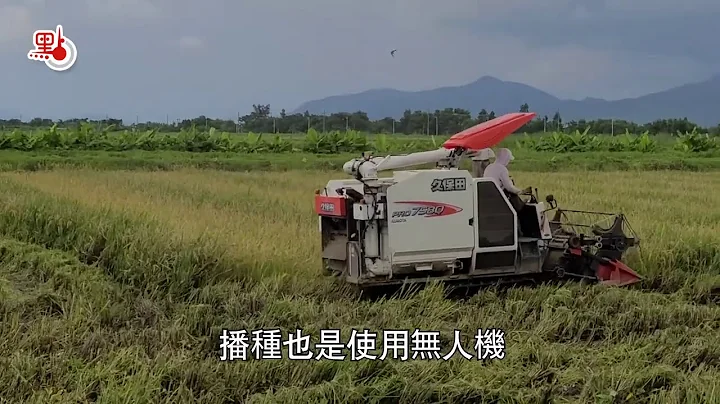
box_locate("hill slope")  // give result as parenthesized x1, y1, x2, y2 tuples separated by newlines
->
(293, 75, 720, 126)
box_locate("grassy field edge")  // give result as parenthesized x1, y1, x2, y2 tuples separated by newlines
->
(3, 150, 720, 172)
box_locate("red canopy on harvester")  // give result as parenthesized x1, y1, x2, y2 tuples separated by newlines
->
(443, 112, 536, 150)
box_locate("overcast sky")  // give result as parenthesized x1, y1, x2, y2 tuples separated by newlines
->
(1, 0, 718, 122)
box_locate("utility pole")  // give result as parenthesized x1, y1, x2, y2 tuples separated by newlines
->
(322, 110, 326, 132)
(611, 119, 615, 136)
(273, 118, 276, 133)
(426, 112, 430, 136)
(345, 116, 349, 132)
(236, 112, 240, 133)
(435, 116, 439, 136)
(392, 119, 395, 134)
(307, 117, 310, 132)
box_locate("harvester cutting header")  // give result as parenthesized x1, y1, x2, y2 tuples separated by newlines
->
(315, 112, 642, 291)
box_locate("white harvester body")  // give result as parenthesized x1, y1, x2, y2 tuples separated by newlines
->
(315, 113, 641, 289)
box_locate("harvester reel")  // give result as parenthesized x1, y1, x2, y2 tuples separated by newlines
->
(546, 208, 642, 286)
(550, 209, 639, 253)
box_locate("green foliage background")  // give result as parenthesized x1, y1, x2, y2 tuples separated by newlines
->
(1, 123, 718, 154)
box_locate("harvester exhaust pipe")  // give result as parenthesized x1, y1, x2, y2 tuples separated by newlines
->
(470, 159, 489, 177)
(469, 149, 495, 177)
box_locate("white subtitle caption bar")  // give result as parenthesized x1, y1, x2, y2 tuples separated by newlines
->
(218, 328, 505, 361)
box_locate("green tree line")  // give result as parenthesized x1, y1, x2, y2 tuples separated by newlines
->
(3, 103, 718, 136)
(0, 124, 717, 154)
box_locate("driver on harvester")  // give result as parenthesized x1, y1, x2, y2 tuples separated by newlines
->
(483, 148, 532, 213)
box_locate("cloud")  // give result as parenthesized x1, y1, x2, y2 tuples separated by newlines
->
(0, 5, 33, 45)
(472, 9, 719, 67)
(176, 36, 203, 49)
(83, 0, 160, 19)
(0, 0, 717, 121)
(603, 0, 720, 13)
(215, 1, 713, 100)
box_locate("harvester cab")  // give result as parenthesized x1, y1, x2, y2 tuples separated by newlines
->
(314, 113, 642, 291)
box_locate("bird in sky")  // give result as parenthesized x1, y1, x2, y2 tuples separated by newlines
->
(390, 49, 397, 57)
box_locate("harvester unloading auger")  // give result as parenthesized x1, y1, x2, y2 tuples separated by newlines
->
(314, 112, 642, 290)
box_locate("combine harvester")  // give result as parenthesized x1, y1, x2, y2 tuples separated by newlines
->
(314, 112, 642, 291)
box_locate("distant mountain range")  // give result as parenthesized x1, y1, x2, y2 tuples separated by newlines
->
(293, 75, 720, 127)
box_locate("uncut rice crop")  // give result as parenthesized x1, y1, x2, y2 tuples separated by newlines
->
(0, 169, 718, 403)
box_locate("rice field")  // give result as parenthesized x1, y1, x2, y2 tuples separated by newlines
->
(0, 168, 719, 403)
